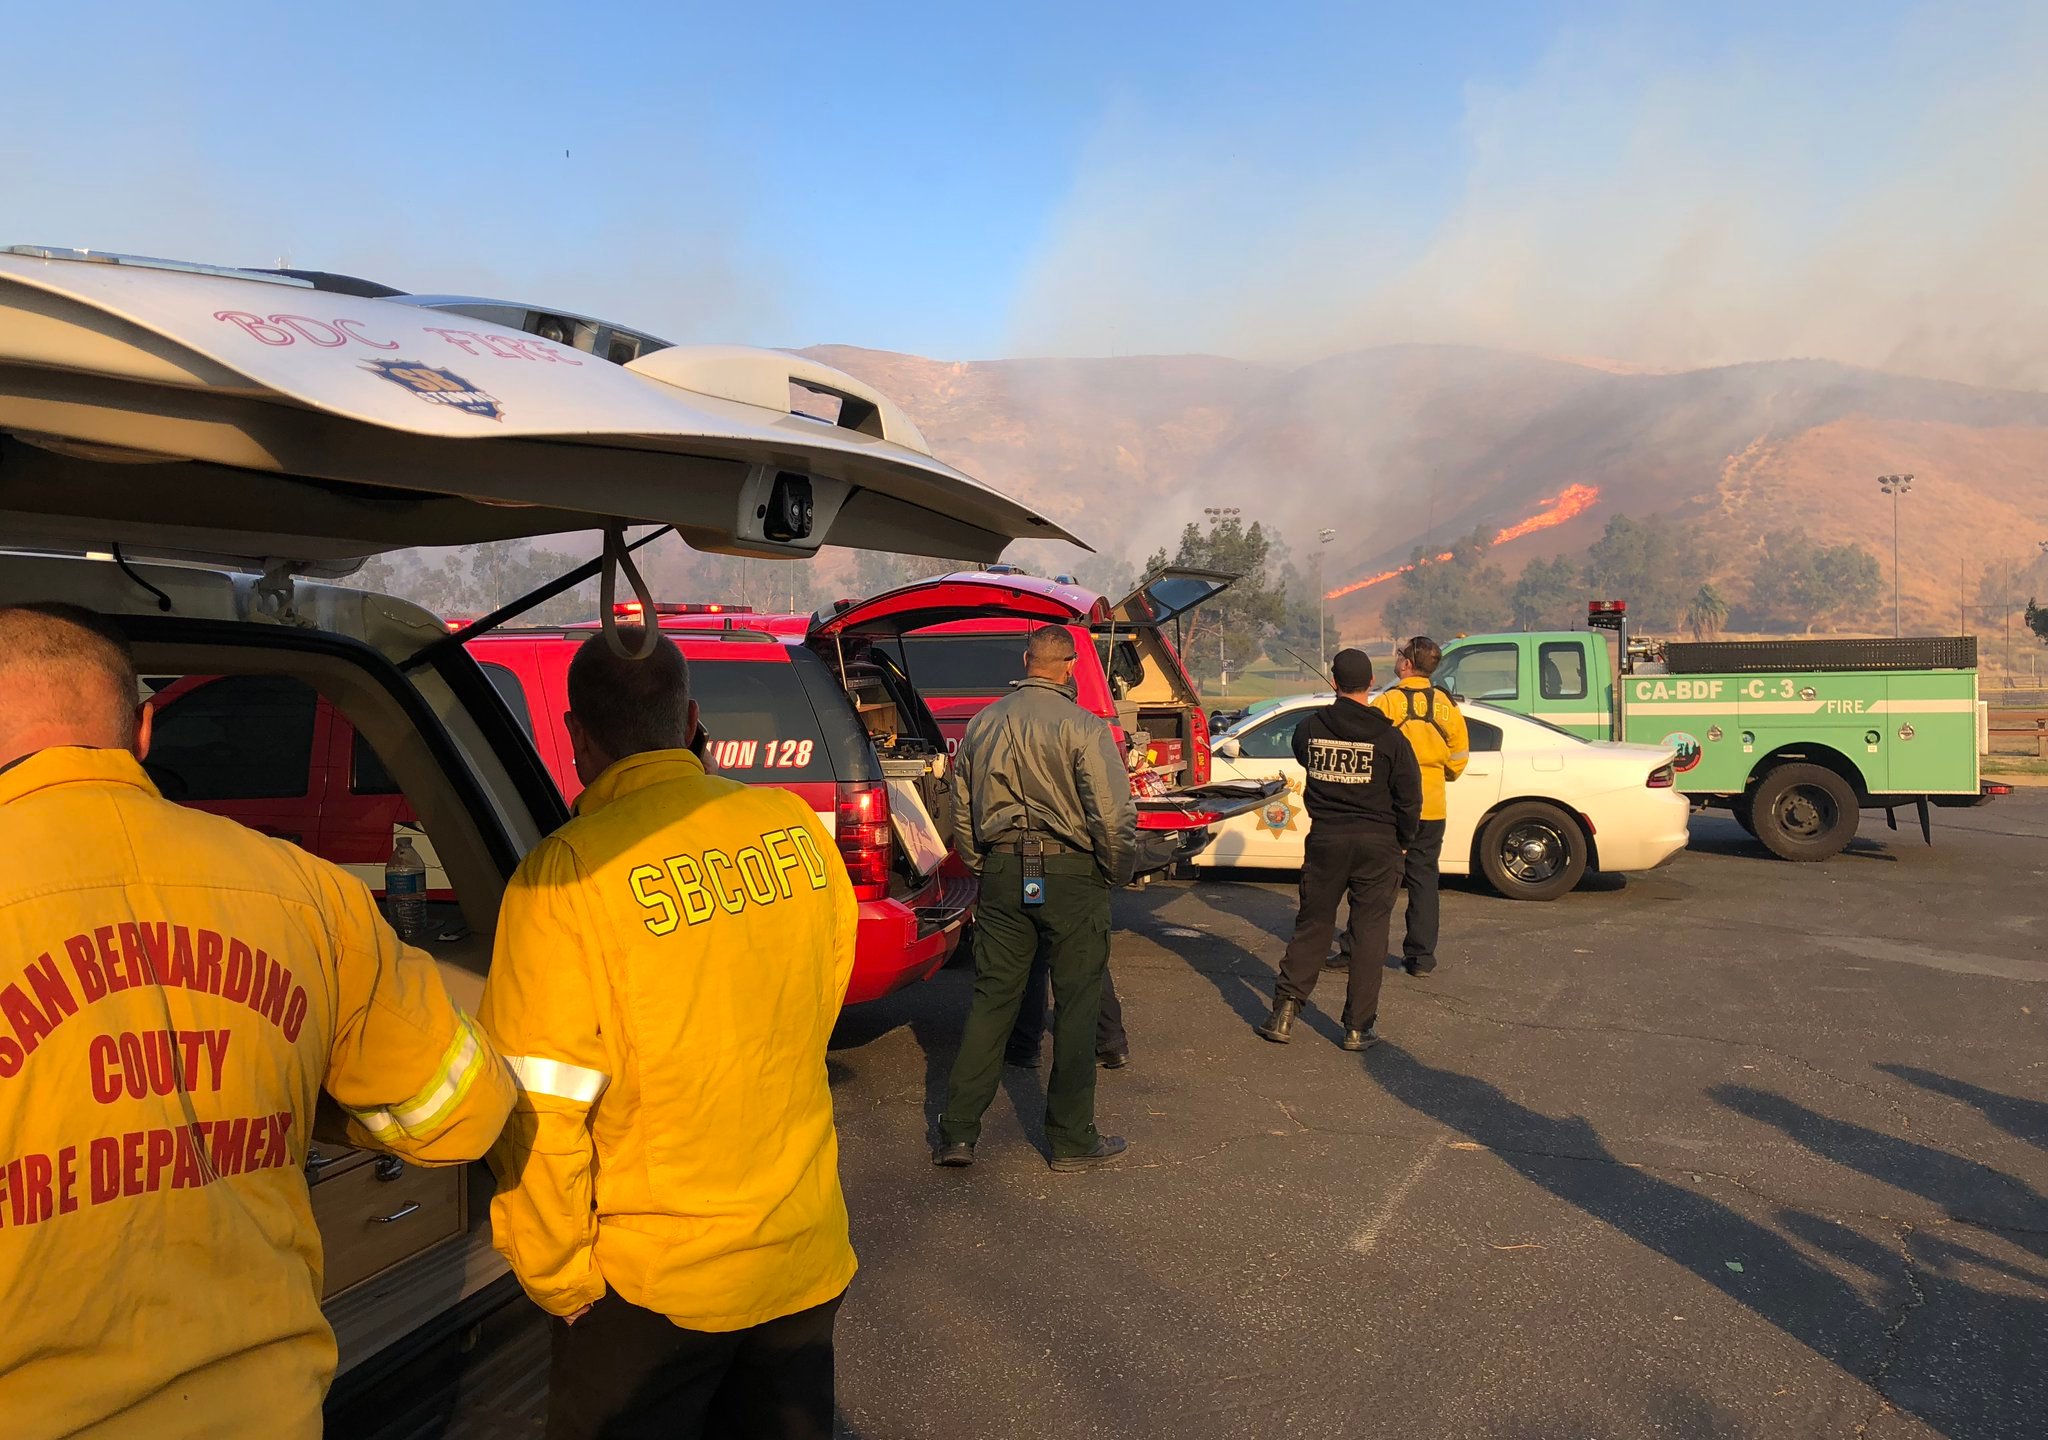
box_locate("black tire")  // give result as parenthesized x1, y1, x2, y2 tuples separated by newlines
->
(1477, 801, 1589, 902)
(1749, 763, 1860, 861)
(1729, 793, 1759, 837)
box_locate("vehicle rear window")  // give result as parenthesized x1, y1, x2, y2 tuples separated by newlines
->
(877, 634, 1032, 696)
(691, 654, 847, 782)
(149, 673, 318, 800)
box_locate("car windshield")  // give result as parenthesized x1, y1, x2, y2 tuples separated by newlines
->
(1223, 698, 1319, 739)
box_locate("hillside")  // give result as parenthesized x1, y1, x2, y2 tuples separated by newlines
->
(803, 344, 2048, 637)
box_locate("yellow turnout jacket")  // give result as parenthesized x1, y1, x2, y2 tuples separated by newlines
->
(1373, 678, 1471, 822)
(0, 747, 514, 1439)
(479, 750, 858, 1332)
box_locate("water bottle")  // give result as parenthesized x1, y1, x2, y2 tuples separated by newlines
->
(385, 835, 427, 943)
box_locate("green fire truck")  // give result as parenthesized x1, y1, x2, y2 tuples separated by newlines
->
(1435, 603, 2004, 861)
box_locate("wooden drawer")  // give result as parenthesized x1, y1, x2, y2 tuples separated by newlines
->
(312, 1152, 464, 1299)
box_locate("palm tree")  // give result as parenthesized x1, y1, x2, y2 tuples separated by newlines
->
(1684, 583, 1729, 641)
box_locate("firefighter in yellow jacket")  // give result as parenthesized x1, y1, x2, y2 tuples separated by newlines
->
(1371, 635, 1470, 974)
(479, 628, 859, 1440)
(0, 602, 515, 1440)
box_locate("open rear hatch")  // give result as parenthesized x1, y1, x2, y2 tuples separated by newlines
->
(810, 570, 1111, 639)
(1106, 567, 1235, 628)
(812, 566, 1279, 849)
(0, 247, 1081, 572)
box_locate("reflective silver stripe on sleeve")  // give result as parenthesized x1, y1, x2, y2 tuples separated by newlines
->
(347, 1106, 400, 1137)
(506, 1055, 610, 1104)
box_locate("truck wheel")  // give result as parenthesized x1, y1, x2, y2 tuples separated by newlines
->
(1478, 802, 1588, 901)
(1750, 763, 1859, 861)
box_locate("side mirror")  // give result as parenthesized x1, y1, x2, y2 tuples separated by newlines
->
(1214, 737, 1241, 761)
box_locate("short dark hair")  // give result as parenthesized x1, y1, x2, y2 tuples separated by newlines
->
(1400, 636, 1443, 677)
(566, 627, 692, 759)
(1331, 648, 1374, 694)
(1026, 624, 1077, 667)
(0, 601, 138, 699)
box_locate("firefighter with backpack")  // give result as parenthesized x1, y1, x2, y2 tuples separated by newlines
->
(1372, 636, 1469, 974)
(1328, 636, 1472, 977)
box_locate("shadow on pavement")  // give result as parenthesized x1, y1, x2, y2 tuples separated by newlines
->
(1117, 882, 1348, 1046)
(829, 937, 1059, 1160)
(1367, 1044, 2048, 1440)
(1686, 821, 1900, 864)
(1712, 1084, 2048, 1255)
(1493, 1385, 1749, 1439)
(1877, 1064, 2048, 1151)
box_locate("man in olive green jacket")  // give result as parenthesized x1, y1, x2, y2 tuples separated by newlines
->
(936, 625, 1136, 1172)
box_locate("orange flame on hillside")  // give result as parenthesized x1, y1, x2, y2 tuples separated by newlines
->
(1488, 483, 1601, 546)
(1324, 484, 1602, 600)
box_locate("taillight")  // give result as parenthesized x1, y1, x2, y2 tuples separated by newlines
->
(835, 781, 893, 901)
(1191, 707, 1212, 785)
(1648, 764, 1675, 788)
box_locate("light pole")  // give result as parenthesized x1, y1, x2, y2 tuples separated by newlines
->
(1877, 474, 1913, 636)
(1202, 506, 1240, 692)
(1316, 528, 1336, 670)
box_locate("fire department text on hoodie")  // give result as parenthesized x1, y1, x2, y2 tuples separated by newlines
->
(1289, 696, 1424, 847)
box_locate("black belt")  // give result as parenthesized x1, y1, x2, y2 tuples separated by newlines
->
(985, 834, 1083, 855)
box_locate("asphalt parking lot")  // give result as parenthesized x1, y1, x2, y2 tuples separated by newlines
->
(361, 794, 2047, 1440)
(829, 795, 2046, 1440)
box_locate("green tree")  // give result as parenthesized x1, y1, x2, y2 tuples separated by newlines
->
(342, 542, 586, 623)
(1147, 513, 1286, 684)
(1241, 535, 1328, 680)
(1803, 543, 1882, 632)
(1683, 582, 1730, 640)
(1745, 529, 1813, 631)
(1581, 513, 1708, 631)
(1746, 530, 1882, 633)
(1382, 531, 1513, 639)
(2026, 598, 2048, 645)
(1509, 556, 1581, 630)
(853, 548, 935, 598)
(1066, 551, 1138, 599)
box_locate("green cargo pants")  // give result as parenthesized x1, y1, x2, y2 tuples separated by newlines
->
(939, 852, 1110, 1159)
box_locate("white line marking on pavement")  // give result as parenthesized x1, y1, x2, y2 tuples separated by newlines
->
(1351, 1134, 1448, 1256)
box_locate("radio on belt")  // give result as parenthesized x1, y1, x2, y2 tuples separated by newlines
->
(1020, 834, 1047, 906)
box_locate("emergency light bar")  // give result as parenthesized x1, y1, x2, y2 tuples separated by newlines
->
(613, 601, 754, 618)
(1587, 598, 1628, 635)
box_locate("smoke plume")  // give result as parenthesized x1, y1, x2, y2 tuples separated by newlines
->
(1008, 4, 2048, 392)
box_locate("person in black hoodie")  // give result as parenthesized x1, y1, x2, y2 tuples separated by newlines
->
(1257, 648, 1422, 1051)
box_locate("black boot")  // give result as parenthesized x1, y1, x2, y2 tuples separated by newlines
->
(1256, 996, 1300, 1044)
(1049, 1136, 1129, 1172)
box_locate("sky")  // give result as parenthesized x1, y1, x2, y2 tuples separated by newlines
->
(5, 1, 2045, 386)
